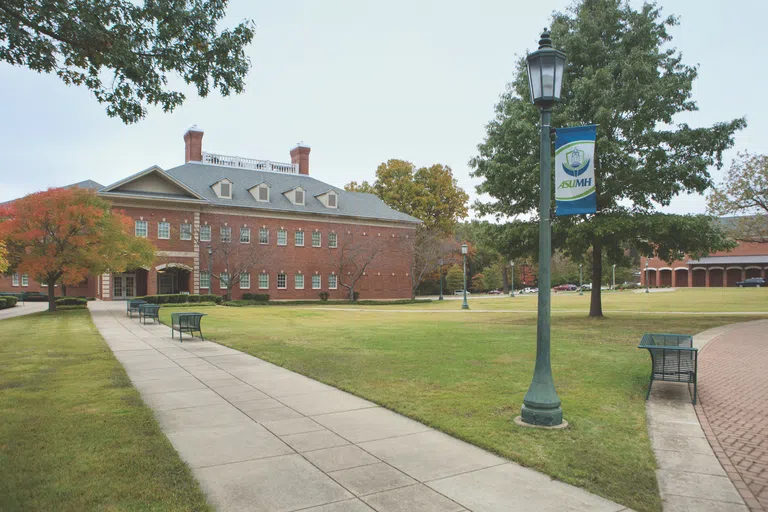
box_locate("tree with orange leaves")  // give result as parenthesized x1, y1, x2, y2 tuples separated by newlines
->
(0, 187, 155, 311)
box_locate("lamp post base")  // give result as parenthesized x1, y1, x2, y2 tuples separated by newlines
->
(520, 403, 564, 427)
(438, 296, 444, 301)
(461, 303, 469, 310)
(514, 415, 568, 429)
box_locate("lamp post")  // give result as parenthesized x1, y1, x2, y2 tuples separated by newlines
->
(461, 244, 469, 310)
(579, 263, 583, 296)
(519, 28, 566, 428)
(438, 258, 444, 301)
(207, 245, 213, 289)
(612, 264, 616, 291)
(510, 260, 515, 297)
(645, 261, 650, 293)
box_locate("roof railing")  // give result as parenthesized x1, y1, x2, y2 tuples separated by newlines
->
(201, 152, 299, 174)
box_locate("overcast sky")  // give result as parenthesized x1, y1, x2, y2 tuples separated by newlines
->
(1, 0, 766, 217)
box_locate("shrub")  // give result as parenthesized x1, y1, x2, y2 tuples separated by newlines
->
(222, 300, 268, 307)
(319, 292, 329, 301)
(55, 297, 87, 306)
(352, 291, 360, 302)
(242, 293, 270, 302)
(0, 297, 6, 309)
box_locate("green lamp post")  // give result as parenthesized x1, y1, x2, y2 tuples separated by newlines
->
(612, 264, 616, 291)
(519, 28, 566, 427)
(645, 261, 650, 293)
(461, 243, 469, 310)
(579, 263, 583, 296)
(510, 260, 515, 297)
(438, 258, 444, 301)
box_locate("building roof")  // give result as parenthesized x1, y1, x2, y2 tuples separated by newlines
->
(688, 255, 768, 265)
(106, 162, 423, 224)
(67, 179, 104, 190)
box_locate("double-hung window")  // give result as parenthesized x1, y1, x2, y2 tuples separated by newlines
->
(328, 233, 338, 248)
(328, 274, 337, 289)
(295, 231, 304, 247)
(240, 227, 251, 244)
(21, 274, 28, 287)
(312, 275, 321, 289)
(277, 229, 287, 246)
(200, 271, 210, 289)
(258, 274, 269, 289)
(221, 226, 232, 243)
(180, 223, 192, 240)
(312, 232, 321, 247)
(259, 228, 269, 245)
(277, 273, 287, 289)
(240, 273, 250, 289)
(220, 272, 229, 289)
(135, 220, 148, 238)
(295, 274, 304, 289)
(158, 222, 170, 239)
(200, 224, 212, 242)
(12, 273, 19, 286)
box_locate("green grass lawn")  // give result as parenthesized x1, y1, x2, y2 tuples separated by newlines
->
(0, 310, 211, 512)
(160, 289, 766, 512)
(312, 287, 768, 313)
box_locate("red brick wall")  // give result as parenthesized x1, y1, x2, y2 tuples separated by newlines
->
(0, 274, 98, 298)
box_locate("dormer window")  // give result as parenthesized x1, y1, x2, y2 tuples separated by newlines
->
(258, 185, 269, 201)
(284, 186, 306, 206)
(295, 189, 305, 205)
(212, 179, 233, 199)
(328, 192, 337, 208)
(316, 190, 339, 209)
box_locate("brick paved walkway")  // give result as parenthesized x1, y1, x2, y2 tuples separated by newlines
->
(698, 320, 768, 511)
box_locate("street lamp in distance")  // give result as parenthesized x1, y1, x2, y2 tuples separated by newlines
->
(510, 260, 515, 297)
(645, 261, 650, 294)
(612, 264, 616, 291)
(517, 28, 567, 428)
(579, 263, 583, 296)
(461, 244, 469, 310)
(438, 258, 444, 301)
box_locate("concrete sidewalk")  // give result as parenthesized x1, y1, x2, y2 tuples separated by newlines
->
(89, 301, 629, 512)
(0, 301, 49, 320)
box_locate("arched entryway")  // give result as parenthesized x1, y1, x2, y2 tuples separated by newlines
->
(692, 268, 706, 287)
(659, 269, 673, 287)
(674, 268, 689, 288)
(156, 264, 192, 295)
(726, 268, 742, 287)
(646, 269, 657, 287)
(746, 267, 762, 280)
(709, 268, 724, 287)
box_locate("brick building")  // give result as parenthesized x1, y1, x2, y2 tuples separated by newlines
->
(1, 127, 421, 300)
(640, 241, 768, 287)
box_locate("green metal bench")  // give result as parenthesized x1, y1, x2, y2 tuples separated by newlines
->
(638, 333, 698, 404)
(171, 312, 206, 342)
(127, 299, 147, 318)
(138, 303, 161, 324)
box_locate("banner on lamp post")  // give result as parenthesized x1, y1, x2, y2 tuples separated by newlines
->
(554, 125, 597, 216)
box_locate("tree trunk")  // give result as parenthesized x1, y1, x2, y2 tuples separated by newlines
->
(62, 284, 67, 297)
(348, 286, 355, 301)
(47, 283, 56, 312)
(589, 237, 603, 317)
(410, 272, 416, 300)
(502, 267, 510, 294)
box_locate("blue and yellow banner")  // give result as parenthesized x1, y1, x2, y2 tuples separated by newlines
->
(554, 125, 597, 216)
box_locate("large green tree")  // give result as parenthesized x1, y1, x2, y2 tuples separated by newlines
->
(707, 152, 768, 243)
(346, 159, 469, 235)
(0, 1, 254, 123)
(471, 0, 743, 316)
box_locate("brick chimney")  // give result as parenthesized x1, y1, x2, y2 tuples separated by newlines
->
(290, 143, 311, 175)
(184, 125, 204, 163)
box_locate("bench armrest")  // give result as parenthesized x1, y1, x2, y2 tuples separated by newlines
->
(638, 345, 697, 352)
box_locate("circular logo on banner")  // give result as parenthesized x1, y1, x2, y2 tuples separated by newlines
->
(562, 148, 590, 177)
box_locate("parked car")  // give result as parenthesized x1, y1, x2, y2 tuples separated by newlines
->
(736, 277, 765, 288)
(553, 284, 578, 291)
(454, 290, 472, 295)
(581, 283, 592, 291)
(522, 287, 538, 294)
(487, 290, 502, 295)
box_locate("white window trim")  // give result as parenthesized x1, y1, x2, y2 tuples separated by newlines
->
(240, 273, 251, 289)
(200, 225, 212, 242)
(180, 223, 192, 241)
(158, 221, 170, 240)
(220, 273, 229, 289)
(240, 227, 251, 244)
(327, 192, 337, 208)
(217, 180, 233, 199)
(259, 228, 269, 245)
(256, 184, 270, 202)
(135, 220, 148, 238)
(258, 274, 269, 289)
(277, 229, 287, 246)
(200, 271, 210, 289)
(312, 275, 321, 290)
(277, 274, 287, 290)
(21, 273, 28, 287)
(329, 274, 338, 290)
(12, 273, 19, 287)
(294, 188, 305, 206)
(329, 233, 338, 249)
(295, 274, 305, 290)
(221, 226, 232, 243)
(295, 231, 304, 247)
(312, 232, 322, 248)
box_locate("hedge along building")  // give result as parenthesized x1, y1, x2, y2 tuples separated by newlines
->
(1, 127, 421, 300)
(640, 240, 768, 288)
